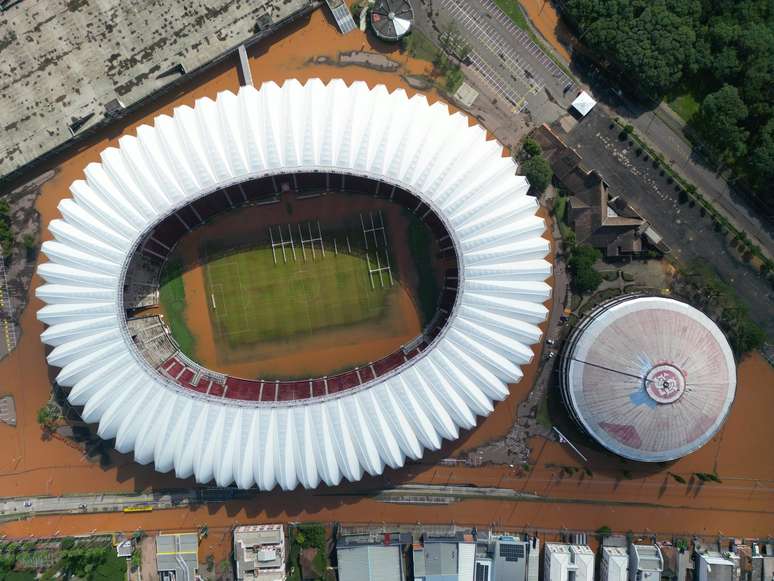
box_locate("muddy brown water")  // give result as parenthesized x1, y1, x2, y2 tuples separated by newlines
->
(162, 193, 431, 379)
(0, 9, 771, 543)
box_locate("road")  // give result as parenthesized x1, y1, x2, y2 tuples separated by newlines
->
(612, 100, 774, 262)
(564, 109, 774, 336)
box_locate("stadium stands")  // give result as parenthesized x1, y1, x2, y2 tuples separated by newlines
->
(124, 171, 460, 403)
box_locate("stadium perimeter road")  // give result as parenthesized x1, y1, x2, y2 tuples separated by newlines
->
(413, 0, 574, 118)
(564, 109, 774, 337)
(0, 0, 313, 183)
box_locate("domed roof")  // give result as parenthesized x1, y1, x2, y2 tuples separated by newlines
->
(35, 78, 551, 490)
(562, 296, 736, 462)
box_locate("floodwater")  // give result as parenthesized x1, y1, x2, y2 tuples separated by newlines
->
(0, 7, 772, 544)
(164, 193, 427, 379)
(518, 0, 576, 61)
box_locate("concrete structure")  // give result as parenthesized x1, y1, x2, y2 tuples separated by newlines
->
(337, 533, 409, 581)
(234, 525, 285, 580)
(156, 532, 198, 581)
(659, 545, 693, 581)
(543, 544, 594, 581)
(35, 78, 551, 490)
(737, 542, 774, 581)
(695, 551, 740, 581)
(560, 295, 736, 462)
(601, 547, 629, 581)
(629, 545, 664, 581)
(0, 0, 313, 184)
(413, 534, 476, 581)
(116, 539, 134, 558)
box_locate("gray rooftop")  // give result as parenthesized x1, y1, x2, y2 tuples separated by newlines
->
(156, 533, 198, 581)
(0, 0, 312, 182)
(337, 545, 403, 581)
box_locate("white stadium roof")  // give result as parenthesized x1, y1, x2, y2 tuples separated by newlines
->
(36, 78, 551, 490)
(561, 296, 736, 462)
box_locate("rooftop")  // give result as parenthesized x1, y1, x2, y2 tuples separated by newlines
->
(234, 525, 285, 581)
(156, 533, 198, 581)
(0, 0, 311, 183)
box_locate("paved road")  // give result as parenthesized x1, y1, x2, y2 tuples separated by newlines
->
(612, 99, 774, 262)
(564, 109, 774, 336)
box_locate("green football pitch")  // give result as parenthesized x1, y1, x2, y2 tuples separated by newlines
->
(203, 245, 393, 347)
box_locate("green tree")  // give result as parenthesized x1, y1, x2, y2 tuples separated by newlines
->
(36, 403, 61, 433)
(521, 155, 552, 194)
(695, 84, 749, 166)
(522, 137, 542, 157)
(568, 245, 602, 294)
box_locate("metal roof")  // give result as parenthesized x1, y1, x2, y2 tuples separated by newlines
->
(561, 296, 736, 462)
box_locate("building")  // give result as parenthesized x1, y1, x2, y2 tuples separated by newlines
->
(370, 0, 414, 41)
(659, 544, 693, 581)
(543, 543, 594, 581)
(0, 0, 314, 184)
(570, 92, 597, 117)
(36, 78, 552, 490)
(533, 125, 669, 257)
(485, 535, 539, 581)
(116, 539, 134, 559)
(234, 525, 286, 580)
(695, 551, 740, 581)
(601, 547, 629, 581)
(336, 533, 409, 581)
(413, 533, 476, 581)
(630, 545, 664, 581)
(156, 532, 199, 581)
(560, 295, 736, 462)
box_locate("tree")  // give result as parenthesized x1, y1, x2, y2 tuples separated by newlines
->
(521, 155, 552, 194)
(522, 137, 542, 157)
(568, 245, 602, 294)
(36, 403, 61, 434)
(695, 84, 749, 166)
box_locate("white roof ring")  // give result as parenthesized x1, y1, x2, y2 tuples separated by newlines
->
(36, 78, 552, 490)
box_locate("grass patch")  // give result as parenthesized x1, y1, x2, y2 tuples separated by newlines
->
(493, 0, 529, 29)
(667, 92, 700, 123)
(204, 245, 391, 347)
(536, 392, 551, 428)
(158, 258, 196, 358)
(405, 30, 439, 62)
(407, 215, 440, 326)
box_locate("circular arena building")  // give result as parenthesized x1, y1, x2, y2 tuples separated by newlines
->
(35, 79, 551, 490)
(560, 295, 736, 462)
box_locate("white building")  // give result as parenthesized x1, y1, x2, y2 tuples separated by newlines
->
(234, 525, 286, 581)
(601, 547, 629, 581)
(630, 545, 664, 581)
(543, 543, 594, 581)
(413, 535, 476, 581)
(696, 551, 740, 581)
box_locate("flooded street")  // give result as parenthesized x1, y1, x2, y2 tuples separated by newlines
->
(0, 7, 771, 544)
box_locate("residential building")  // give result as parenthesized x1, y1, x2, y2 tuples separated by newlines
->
(336, 532, 409, 581)
(630, 545, 664, 581)
(601, 547, 629, 581)
(543, 543, 594, 581)
(156, 532, 198, 581)
(413, 533, 476, 581)
(696, 551, 740, 581)
(532, 124, 670, 257)
(234, 524, 286, 581)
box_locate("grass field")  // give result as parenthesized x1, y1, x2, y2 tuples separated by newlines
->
(158, 259, 196, 358)
(204, 244, 392, 347)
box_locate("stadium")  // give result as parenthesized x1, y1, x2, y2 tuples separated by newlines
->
(560, 295, 737, 462)
(35, 78, 552, 490)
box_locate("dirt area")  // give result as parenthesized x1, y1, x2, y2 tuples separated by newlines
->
(163, 193, 428, 379)
(0, 6, 770, 544)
